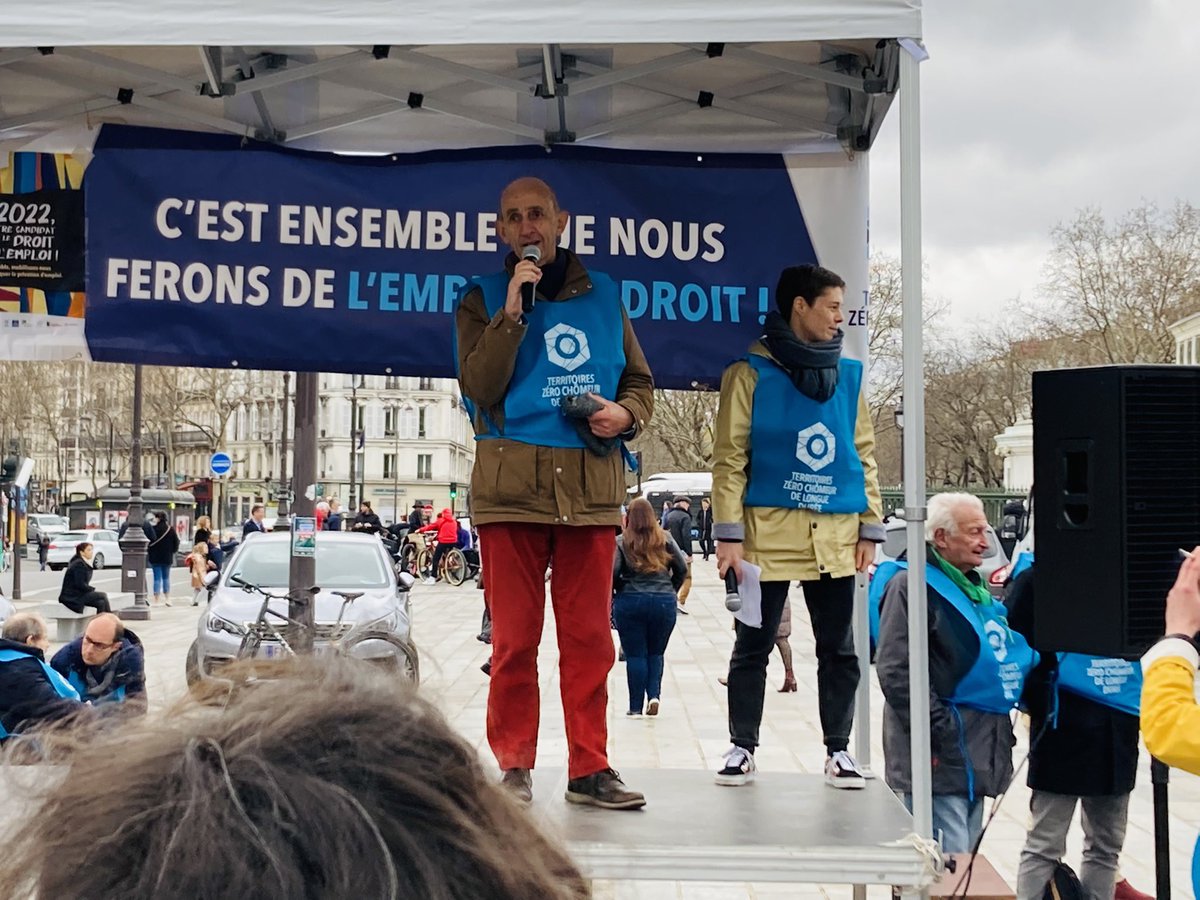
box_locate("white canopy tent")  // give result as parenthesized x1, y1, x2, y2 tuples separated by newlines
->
(0, 2, 939, 893)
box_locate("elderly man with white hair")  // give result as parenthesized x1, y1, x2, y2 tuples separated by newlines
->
(873, 492, 1037, 853)
(0, 612, 83, 742)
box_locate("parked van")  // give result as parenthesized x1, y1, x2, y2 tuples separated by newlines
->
(630, 472, 712, 513)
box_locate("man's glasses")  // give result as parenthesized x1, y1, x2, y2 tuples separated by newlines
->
(83, 636, 117, 650)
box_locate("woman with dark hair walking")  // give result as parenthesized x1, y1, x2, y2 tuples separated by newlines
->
(613, 498, 688, 717)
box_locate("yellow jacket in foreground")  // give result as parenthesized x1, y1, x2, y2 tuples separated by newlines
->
(1140, 637, 1200, 775)
(711, 342, 883, 582)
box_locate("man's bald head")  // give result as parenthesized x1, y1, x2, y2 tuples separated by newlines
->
(87, 613, 123, 644)
(499, 177, 559, 216)
(495, 176, 569, 266)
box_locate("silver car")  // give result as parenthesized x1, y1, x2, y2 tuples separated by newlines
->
(186, 531, 418, 685)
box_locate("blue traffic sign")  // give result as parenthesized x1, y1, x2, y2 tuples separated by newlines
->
(210, 452, 232, 476)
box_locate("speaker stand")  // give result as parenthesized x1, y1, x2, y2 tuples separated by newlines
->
(1152, 757, 1171, 899)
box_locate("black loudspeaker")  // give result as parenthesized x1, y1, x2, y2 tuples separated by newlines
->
(1032, 365, 1200, 659)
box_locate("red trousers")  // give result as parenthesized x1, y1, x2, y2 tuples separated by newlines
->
(479, 522, 616, 779)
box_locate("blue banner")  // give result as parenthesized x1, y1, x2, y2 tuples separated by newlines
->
(85, 126, 834, 390)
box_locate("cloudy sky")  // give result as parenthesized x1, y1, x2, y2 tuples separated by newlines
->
(868, 0, 1200, 331)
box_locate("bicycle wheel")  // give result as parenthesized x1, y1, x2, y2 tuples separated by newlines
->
(400, 542, 419, 576)
(443, 548, 468, 586)
(416, 548, 432, 578)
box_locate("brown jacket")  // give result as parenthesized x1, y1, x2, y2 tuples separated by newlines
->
(456, 250, 654, 527)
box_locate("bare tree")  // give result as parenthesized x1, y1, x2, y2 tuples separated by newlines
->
(640, 388, 719, 472)
(1038, 202, 1200, 363)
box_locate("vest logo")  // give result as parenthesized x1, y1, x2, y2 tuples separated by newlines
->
(984, 619, 1008, 663)
(795, 423, 836, 472)
(544, 323, 591, 372)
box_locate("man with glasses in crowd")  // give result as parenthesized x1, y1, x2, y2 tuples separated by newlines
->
(51, 612, 147, 713)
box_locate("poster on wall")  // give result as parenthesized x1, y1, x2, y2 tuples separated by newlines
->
(84, 509, 101, 528)
(0, 152, 89, 361)
(85, 125, 869, 390)
(104, 509, 119, 530)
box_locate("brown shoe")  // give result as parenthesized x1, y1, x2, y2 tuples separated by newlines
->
(565, 768, 646, 810)
(500, 768, 533, 804)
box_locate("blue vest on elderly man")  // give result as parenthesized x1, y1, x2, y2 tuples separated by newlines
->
(742, 354, 868, 515)
(874, 559, 1038, 715)
(455, 271, 627, 449)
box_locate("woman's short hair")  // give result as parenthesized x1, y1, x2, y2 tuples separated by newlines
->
(0, 659, 589, 900)
(196, 515, 211, 530)
(74, 541, 92, 557)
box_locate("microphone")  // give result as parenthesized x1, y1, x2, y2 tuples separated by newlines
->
(520, 244, 541, 314)
(724, 569, 742, 612)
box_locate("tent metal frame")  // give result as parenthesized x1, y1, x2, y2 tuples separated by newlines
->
(0, 40, 896, 152)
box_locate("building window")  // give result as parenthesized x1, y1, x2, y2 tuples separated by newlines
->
(418, 407, 427, 438)
(419, 377, 433, 391)
(383, 453, 396, 480)
(385, 376, 401, 390)
(384, 407, 396, 436)
(416, 454, 432, 480)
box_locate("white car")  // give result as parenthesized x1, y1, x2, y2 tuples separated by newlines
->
(27, 513, 68, 545)
(46, 529, 124, 570)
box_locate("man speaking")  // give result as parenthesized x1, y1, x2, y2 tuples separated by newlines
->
(455, 177, 653, 810)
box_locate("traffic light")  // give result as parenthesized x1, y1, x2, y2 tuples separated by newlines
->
(449, 481, 458, 501)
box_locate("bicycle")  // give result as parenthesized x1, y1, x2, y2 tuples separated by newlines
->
(231, 576, 361, 662)
(224, 576, 420, 683)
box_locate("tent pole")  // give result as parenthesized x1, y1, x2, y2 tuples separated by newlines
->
(899, 42, 934, 864)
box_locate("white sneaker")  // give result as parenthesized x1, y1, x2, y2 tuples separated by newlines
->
(714, 745, 756, 786)
(423, 577, 436, 585)
(824, 750, 866, 789)
(646, 698, 660, 717)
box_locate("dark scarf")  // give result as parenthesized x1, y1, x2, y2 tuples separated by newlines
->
(759, 310, 843, 402)
(85, 649, 121, 698)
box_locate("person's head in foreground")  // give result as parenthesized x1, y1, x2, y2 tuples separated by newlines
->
(0, 658, 590, 900)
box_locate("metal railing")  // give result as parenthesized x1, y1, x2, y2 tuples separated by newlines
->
(878, 486, 1026, 525)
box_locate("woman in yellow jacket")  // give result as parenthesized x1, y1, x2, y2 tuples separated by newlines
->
(712, 264, 883, 789)
(1141, 547, 1200, 774)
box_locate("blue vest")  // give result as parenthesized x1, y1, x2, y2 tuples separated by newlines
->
(1007, 552, 1141, 716)
(743, 354, 868, 514)
(885, 559, 1037, 715)
(457, 271, 627, 449)
(0, 648, 80, 739)
(868, 558, 901, 648)
(66, 669, 128, 705)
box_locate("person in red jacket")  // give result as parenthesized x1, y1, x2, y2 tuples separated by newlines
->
(419, 509, 460, 584)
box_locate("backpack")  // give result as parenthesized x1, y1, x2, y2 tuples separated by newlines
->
(1043, 861, 1083, 900)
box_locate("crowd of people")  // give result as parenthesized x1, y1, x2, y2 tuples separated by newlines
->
(0, 174, 1196, 897)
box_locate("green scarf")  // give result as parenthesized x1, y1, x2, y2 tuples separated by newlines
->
(930, 548, 992, 607)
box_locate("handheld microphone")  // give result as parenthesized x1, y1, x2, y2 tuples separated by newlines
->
(520, 244, 541, 314)
(724, 569, 742, 612)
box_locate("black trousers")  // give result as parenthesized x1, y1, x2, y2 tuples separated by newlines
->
(62, 591, 111, 614)
(727, 575, 858, 754)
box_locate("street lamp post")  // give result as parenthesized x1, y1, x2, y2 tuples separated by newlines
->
(348, 377, 360, 511)
(894, 394, 905, 488)
(276, 371, 291, 522)
(118, 364, 151, 621)
(288, 372, 318, 653)
(391, 402, 401, 523)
